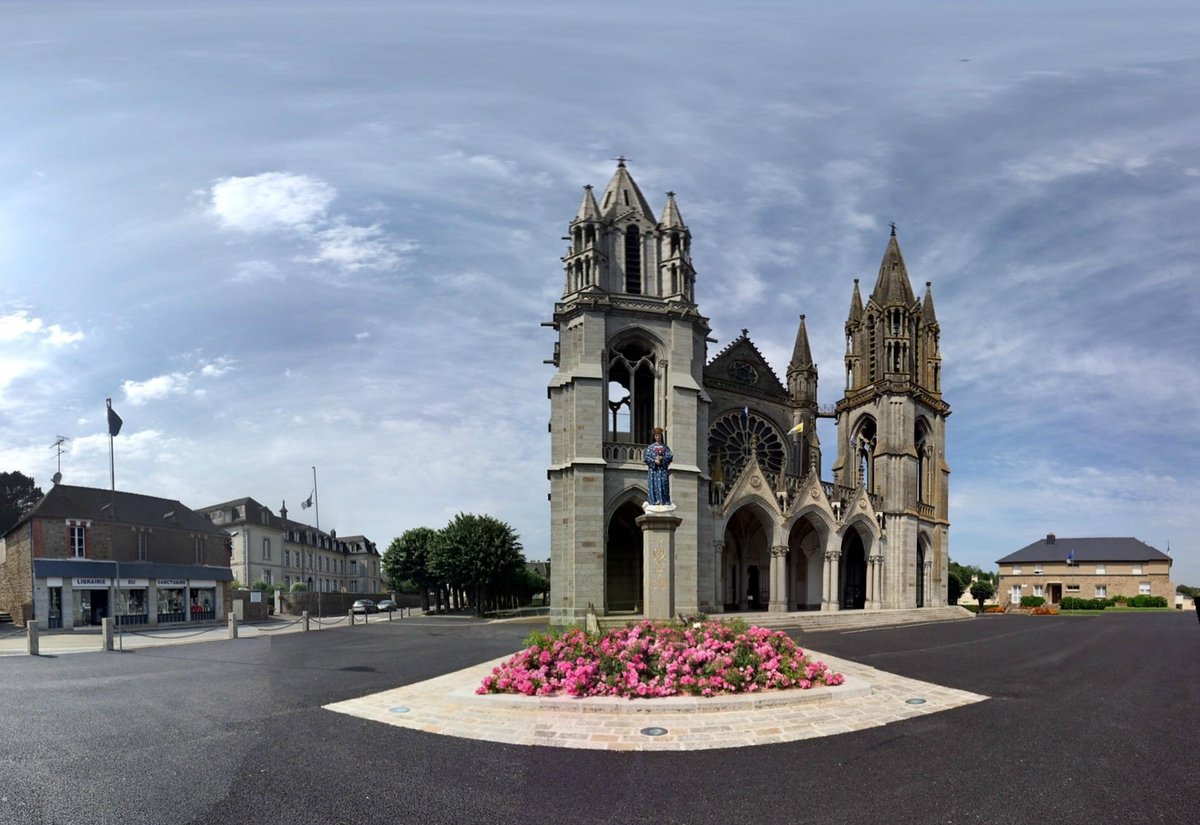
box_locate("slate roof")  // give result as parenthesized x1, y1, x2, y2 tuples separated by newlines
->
(996, 536, 1170, 565)
(6, 484, 228, 540)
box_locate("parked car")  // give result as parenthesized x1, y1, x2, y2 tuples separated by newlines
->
(376, 599, 399, 612)
(351, 599, 377, 614)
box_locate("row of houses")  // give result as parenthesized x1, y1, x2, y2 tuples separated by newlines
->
(0, 483, 380, 630)
(995, 534, 1174, 606)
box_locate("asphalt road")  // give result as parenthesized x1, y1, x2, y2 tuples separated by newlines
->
(0, 612, 1196, 825)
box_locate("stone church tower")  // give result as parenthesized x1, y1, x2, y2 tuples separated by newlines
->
(546, 162, 713, 627)
(547, 164, 950, 626)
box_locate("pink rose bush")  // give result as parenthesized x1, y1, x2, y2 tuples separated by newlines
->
(477, 619, 845, 698)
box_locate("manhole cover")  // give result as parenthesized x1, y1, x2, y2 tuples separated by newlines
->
(389, 706, 411, 714)
(639, 726, 669, 737)
(905, 698, 927, 705)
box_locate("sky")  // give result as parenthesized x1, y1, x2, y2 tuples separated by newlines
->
(1, 1, 1198, 585)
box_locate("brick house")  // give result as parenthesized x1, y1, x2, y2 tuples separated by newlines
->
(0, 484, 233, 629)
(996, 534, 1172, 606)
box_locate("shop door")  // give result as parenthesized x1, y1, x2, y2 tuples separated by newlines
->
(90, 590, 109, 625)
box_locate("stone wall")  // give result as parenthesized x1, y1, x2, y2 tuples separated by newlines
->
(0, 528, 34, 623)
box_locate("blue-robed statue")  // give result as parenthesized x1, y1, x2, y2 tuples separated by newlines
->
(644, 427, 673, 506)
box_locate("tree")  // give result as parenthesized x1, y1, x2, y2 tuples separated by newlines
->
(970, 579, 995, 612)
(0, 470, 44, 534)
(947, 570, 964, 606)
(383, 527, 440, 612)
(429, 513, 525, 616)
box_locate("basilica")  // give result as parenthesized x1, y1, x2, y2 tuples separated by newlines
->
(546, 162, 950, 626)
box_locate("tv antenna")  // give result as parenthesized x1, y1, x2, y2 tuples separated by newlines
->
(50, 435, 70, 484)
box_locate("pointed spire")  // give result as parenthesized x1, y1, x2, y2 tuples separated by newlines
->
(659, 191, 685, 229)
(599, 161, 656, 222)
(574, 184, 601, 222)
(789, 314, 814, 371)
(870, 232, 917, 306)
(848, 279, 863, 324)
(921, 281, 939, 327)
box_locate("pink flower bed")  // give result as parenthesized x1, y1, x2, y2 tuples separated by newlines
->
(477, 619, 845, 699)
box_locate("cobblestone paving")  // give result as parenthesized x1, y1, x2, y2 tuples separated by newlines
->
(324, 651, 989, 751)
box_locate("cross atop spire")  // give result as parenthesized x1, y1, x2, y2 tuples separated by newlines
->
(612, 155, 631, 167)
(890, 221, 897, 237)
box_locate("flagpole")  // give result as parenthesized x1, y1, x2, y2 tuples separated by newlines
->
(312, 466, 320, 623)
(107, 398, 122, 652)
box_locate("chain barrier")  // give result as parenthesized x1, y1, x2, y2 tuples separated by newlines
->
(124, 626, 222, 640)
(250, 618, 305, 631)
(313, 615, 349, 627)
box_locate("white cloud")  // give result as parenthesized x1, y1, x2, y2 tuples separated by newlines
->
(305, 223, 416, 271)
(230, 260, 285, 284)
(1005, 140, 1153, 184)
(199, 356, 235, 378)
(0, 311, 83, 347)
(210, 173, 414, 274)
(354, 331, 370, 340)
(122, 372, 189, 405)
(210, 172, 335, 233)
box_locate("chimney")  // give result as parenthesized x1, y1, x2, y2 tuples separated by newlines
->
(1046, 533, 1056, 544)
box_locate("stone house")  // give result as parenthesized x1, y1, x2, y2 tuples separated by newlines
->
(0, 484, 233, 629)
(996, 534, 1172, 606)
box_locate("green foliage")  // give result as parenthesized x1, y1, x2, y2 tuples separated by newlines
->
(1127, 595, 1168, 608)
(430, 513, 526, 614)
(383, 527, 440, 591)
(289, 582, 307, 592)
(950, 560, 998, 588)
(1176, 584, 1200, 598)
(0, 470, 44, 534)
(230, 579, 243, 591)
(947, 571, 964, 605)
(969, 578, 995, 609)
(1019, 595, 1045, 608)
(1061, 596, 1108, 610)
(250, 580, 271, 591)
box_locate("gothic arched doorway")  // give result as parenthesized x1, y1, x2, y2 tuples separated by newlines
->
(721, 504, 772, 611)
(605, 501, 643, 614)
(840, 529, 867, 610)
(787, 516, 823, 611)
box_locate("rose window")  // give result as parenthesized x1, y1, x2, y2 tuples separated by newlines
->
(708, 410, 786, 482)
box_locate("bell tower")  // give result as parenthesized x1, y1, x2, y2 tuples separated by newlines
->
(833, 228, 950, 607)
(547, 161, 713, 625)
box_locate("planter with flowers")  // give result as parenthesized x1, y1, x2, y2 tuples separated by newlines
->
(478, 618, 844, 699)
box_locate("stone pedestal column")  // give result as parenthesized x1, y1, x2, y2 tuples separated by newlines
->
(636, 509, 682, 621)
(868, 555, 885, 610)
(824, 550, 842, 612)
(769, 546, 789, 612)
(712, 540, 725, 612)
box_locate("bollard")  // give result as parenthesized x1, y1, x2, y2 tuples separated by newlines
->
(27, 622, 38, 656)
(348, 609, 355, 626)
(101, 617, 114, 652)
(387, 608, 392, 622)
(303, 610, 310, 632)
(228, 612, 238, 639)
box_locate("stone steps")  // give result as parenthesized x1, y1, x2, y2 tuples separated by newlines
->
(597, 606, 972, 632)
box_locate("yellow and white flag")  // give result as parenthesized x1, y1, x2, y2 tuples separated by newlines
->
(788, 422, 805, 435)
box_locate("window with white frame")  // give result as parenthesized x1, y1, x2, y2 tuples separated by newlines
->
(264, 569, 272, 585)
(1095, 585, 1107, 598)
(283, 549, 290, 568)
(1012, 565, 1022, 575)
(1066, 584, 1080, 593)
(1010, 585, 1022, 601)
(69, 524, 87, 558)
(1034, 564, 1043, 574)
(1033, 585, 1044, 598)
(262, 537, 271, 560)
(1096, 564, 1106, 574)
(1132, 564, 1142, 575)
(1139, 582, 1151, 595)
(350, 581, 358, 593)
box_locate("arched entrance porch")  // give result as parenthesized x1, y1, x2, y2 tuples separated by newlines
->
(605, 501, 643, 614)
(787, 515, 825, 611)
(720, 503, 773, 611)
(839, 528, 868, 610)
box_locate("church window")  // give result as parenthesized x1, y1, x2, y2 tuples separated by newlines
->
(707, 410, 786, 485)
(670, 232, 680, 255)
(854, 417, 877, 491)
(915, 421, 931, 504)
(624, 225, 642, 294)
(585, 226, 595, 245)
(607, 340, 656, 444)
(603, 191, 612, 208)
(867, 316, 877, 381)
(572, 226, 582, 252)
(671, 263, 678, 294)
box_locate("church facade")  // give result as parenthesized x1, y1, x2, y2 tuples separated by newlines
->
(546, 162, 950, 626)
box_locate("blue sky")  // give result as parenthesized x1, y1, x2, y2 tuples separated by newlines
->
(1, 1, 1197, 584)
